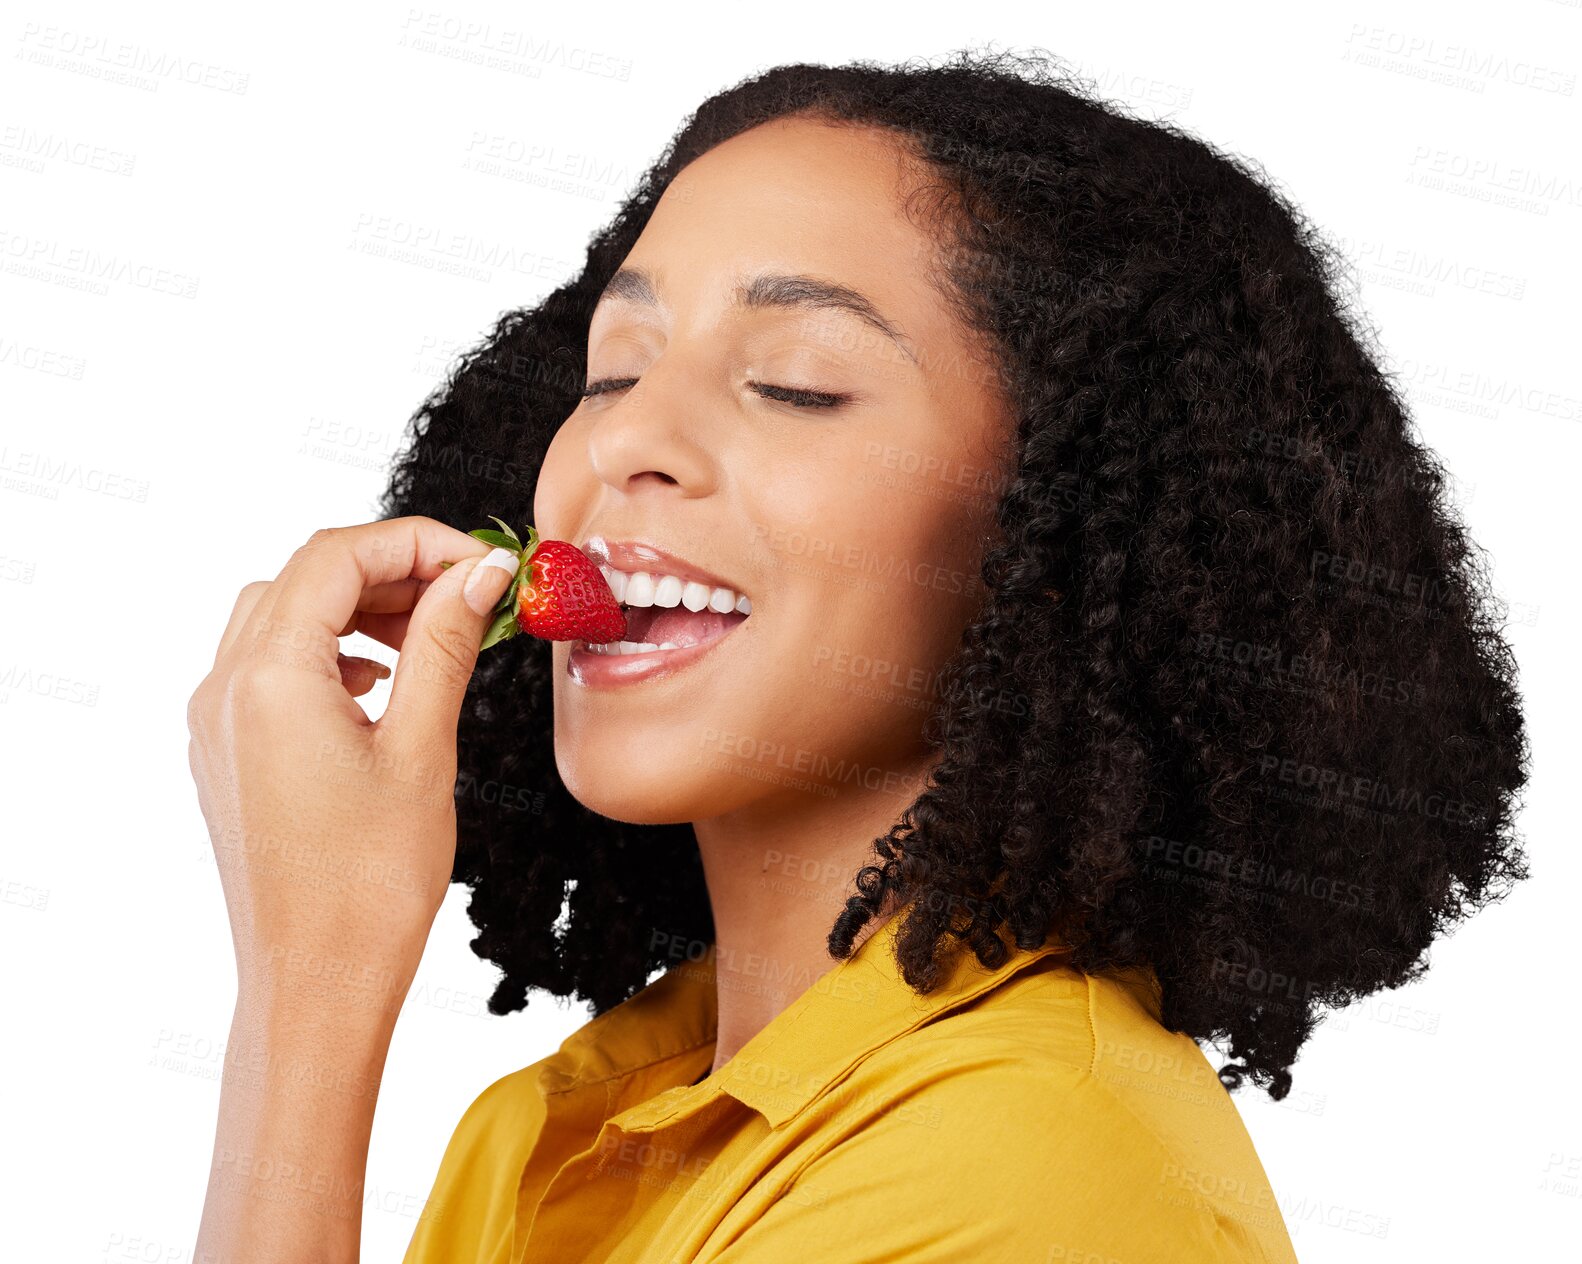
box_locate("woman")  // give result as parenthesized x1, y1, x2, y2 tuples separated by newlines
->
(188, 50, 1530, 1263)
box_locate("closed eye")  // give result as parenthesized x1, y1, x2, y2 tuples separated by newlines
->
(579, 377, 853, 410)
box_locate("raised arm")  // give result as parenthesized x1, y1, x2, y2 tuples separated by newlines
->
(185, 517, 516, 1263)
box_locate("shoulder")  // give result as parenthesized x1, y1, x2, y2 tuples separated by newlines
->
(726, 1053, 1255, 1263)
(401, 1063, 551, 1264)
(726, 962, 1290, 1263)
(440, 1059, 549, 1153)
(885, 951, 1275, 1192)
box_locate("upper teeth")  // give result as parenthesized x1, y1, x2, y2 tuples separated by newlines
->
(600, 566, 751, 615)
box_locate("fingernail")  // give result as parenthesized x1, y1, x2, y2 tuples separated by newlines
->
(463, 547, 519, 616)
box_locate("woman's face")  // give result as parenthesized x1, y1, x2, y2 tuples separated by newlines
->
(534, 114, 1013, 825)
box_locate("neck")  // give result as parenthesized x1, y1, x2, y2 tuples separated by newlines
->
(690, 748, 936, 1076)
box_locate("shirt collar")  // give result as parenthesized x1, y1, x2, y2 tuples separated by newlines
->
(717, 913, 1072, 1128)
(537, 912, 1163, 1131)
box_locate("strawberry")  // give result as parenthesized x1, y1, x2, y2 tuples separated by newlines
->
(446, 516, 626, 650)
(512, 538, 627, 644)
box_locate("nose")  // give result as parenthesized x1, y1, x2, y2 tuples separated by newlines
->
(584, 359, 719, 501)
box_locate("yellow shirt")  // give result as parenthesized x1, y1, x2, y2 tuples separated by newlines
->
(402, 914, 1299, 1263)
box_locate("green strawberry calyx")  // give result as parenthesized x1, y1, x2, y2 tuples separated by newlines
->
(438, 516, 541, 651)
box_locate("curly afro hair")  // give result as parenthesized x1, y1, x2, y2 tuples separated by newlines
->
(378, 47, 1531, 1100)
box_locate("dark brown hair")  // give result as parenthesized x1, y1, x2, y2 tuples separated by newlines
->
(379, 48, 1530, 1099)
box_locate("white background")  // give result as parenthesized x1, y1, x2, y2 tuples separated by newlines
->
(2, 1, 1578, 1260)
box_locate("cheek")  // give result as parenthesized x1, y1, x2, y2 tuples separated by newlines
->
(846, 485, 987, 678)
(752, 437, 990, 753)
(531, 426, 579, 538)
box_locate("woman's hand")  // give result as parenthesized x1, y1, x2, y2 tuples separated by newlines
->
(187, 515, 516, 1262)
(188, 515, 514, 1005)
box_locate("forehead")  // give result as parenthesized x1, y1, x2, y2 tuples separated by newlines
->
(658, 115, 924, 241)
(613, 116, 963, 357)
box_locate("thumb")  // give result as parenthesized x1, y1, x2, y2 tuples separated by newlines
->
(381, 547, 517, 748)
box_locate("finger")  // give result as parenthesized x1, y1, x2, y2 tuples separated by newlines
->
(379, 549, 518, 753)
(240, 517, 493, 679)
(335, 578, 431, 635)
(338, 653, 392, 698)
(214, 581, 272, 668)
(343, 610, 417, 654)
(333, 578, 434, 651)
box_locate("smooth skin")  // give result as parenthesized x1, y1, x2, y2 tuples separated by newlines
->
(189, 115, 1013, 1261)
(537, 115, 1013, 1072)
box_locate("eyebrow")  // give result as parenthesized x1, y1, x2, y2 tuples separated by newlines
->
(595, 266, 919, 365)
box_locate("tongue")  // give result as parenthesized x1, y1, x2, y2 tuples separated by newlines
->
(622, 605, 746, 648)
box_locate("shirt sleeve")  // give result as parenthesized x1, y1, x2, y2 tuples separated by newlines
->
(706, 1053, 1267, 1264)
(401, 1067, 546, 1264)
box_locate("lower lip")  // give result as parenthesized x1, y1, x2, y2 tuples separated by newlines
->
(566, 616, 748, 689)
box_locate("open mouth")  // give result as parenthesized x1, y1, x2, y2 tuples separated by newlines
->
(569, 560, 753, 686)
(572, 565, 752, 662)
(579, 601, 749, 655)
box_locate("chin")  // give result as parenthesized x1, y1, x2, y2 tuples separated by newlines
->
(551, 722, 725, 826)
(553, 769, 737, 827)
